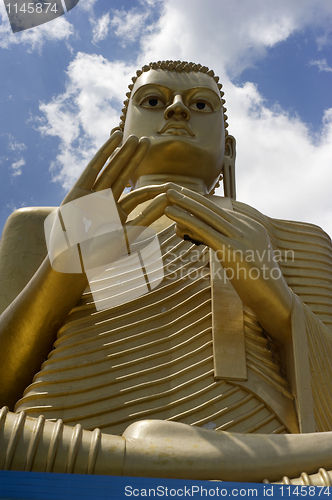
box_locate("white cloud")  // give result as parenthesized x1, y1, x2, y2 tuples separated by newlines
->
(215, 81, 332, 237)
(76, 0, 108, 44)
(110, 8, 149, 46)
(87, 1, 163, 47)
(0, 2, 74, 51)
(5, 201, 17, 212)
(5, 200, 28, 214)
(92, 12, 110, 43)
(38, 53, 136, 188)
(8, 135, 26, 151)
(140, 0, 163, 6)
(0, 133, 26, 152)
(76, 0, 98, 12)
(10, 157, 25, 176)
(139, 0, 332, 77)
(316, 31, 332, 50)
(310, 58, 332, 72)
(1, 134, 27, 177)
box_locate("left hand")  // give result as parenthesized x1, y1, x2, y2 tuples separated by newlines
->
(161, 188, 293, 342)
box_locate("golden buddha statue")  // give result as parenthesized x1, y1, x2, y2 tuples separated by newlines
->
(1, 60, 332, 484)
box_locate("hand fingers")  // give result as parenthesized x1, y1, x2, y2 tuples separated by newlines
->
(170, 188, 241, 227)
(171, 189, 264, 235)
(111, 137, 151, 200)
(74, 131, 123, 190)
(126, 193, 169, 228)
(120, 182, 184, 215)
(93, 135, 139, 192)
(120, 183, 226, 216)
(166, 190, 240, 239)
(61, 187, 92, 206)
(165, 205, 227, 252)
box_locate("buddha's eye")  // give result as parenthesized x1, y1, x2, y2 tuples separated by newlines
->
(148, 98, 159, 107)
(140, 96, 165, 108)
(189, 100, 214, 112)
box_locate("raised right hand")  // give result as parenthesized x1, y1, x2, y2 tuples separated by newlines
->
(61, 131, 150, 224)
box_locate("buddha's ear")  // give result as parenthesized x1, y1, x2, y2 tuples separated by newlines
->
(223, 135, 236, 199)
(224, 134, 236, 162)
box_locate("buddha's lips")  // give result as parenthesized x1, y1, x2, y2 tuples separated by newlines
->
(158, 122, 195, 136)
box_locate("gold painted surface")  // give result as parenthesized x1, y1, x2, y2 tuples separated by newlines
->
(2, 61, 332, 482)
(15, 224, 291, 436)
(233, 200, 332, 329)
(2, 197, 332, 480)
(210, 251, 247, 381)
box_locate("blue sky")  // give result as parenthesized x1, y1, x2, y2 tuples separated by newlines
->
(0, 0, 332, 237)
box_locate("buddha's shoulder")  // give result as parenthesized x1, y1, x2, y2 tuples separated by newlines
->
(1, 206, 56, 243)
(3, 206, 56, 226)
(1, 206, 57, 253)
(0, 207, 57, 314)
(0, 206, 57, 263)
(210, 196, 331, 243)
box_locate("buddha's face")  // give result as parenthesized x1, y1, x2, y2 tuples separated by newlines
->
(123, 69, 229, 192)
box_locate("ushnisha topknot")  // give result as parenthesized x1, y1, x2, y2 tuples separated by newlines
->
(118, 60, 229, 138)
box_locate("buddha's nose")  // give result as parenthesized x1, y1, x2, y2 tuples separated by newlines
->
(164, 95, 191, 120)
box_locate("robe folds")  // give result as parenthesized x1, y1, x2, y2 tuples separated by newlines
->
(14, 198, 332, 436)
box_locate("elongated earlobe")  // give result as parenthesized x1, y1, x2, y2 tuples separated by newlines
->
(223, 135, 236, 199)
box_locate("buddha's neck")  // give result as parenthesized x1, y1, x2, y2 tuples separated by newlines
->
(134, 175, 208, 195)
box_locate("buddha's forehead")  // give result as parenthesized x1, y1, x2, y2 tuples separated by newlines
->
(132, 69, 221, 97)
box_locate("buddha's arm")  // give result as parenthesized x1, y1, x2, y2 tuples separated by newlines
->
(2, 410, 332, 483)
(163, 188, 293, 343)
(0, 133, 151, 409)
(0, 250, 89, 409)
(0, 207, 54, 316)
(121, 185, 293, 342)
